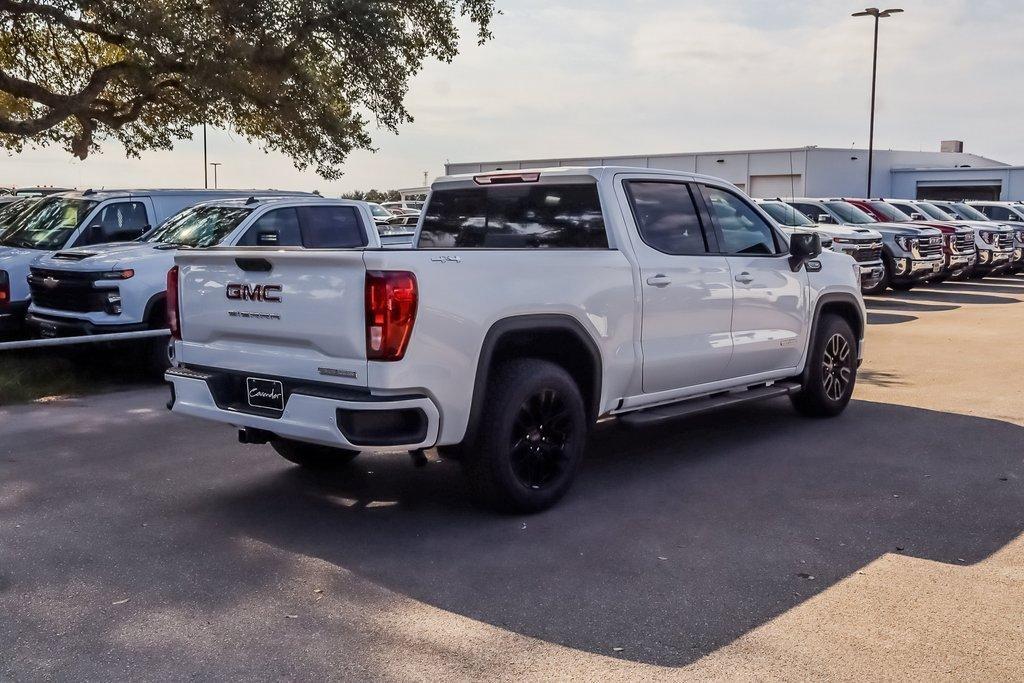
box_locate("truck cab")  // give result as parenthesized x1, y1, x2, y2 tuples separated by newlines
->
(785, 198, 942, 293)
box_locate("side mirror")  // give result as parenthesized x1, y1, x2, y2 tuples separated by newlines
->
(256, 231, 279, 246)
(86, 223, 104, 243)
(816, 213, 834, 224)
(910, 212, 925, 221)
(789, 232, 822, 272)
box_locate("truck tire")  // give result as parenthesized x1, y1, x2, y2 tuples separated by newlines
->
(791, 314, 857, 418)
(147, 336, 174, 376)
(461, 359, 587, 513)
(271, 438, 360, 470)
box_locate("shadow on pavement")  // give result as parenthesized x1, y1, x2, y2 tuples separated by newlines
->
(206, 399, 1024, 666)
(865, 298, 959, 313)
(927, 281, 1024, 296)
(887, 290, 1020, 306)
(867, 312, 917, 325)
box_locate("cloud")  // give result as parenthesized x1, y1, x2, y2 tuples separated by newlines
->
(3, 0, 1022, 194)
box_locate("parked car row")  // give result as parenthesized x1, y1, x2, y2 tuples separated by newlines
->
(754, 197, 1022, 294)
(0, 189, 414, 367)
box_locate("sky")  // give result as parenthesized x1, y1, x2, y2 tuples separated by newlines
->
(4, 0, 1023, 194)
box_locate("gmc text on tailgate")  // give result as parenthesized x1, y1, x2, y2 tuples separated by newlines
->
(166, 167, 867, 512)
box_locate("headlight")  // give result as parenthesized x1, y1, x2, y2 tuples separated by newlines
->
(1016, 230, 1024, 242)
(894, 236, 913, 251)
(980, 231, 996, 245)
(832, 237, 850, 244)
(99, 269, 134, 280)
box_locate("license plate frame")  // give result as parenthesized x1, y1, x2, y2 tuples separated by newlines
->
(246, 377, 285, 412)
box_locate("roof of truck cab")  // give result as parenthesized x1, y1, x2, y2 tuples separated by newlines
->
(177, 197, 371, 212)
(47, 189, 314, 201)
(434, 166, 734, 186)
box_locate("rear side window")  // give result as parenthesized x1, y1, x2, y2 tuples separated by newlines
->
(298, 206, 366, 248)
(238, 208, 302, 246)
(419, 183, 608, 249)
(237, 206, 366, 248)
(92, 201, 150, 242)
(625, 181, 707, 255)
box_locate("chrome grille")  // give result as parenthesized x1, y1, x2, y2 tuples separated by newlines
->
(916, 236, 943, 258)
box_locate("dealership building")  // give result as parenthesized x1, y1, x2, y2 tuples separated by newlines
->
(442, 143, 1024, 201)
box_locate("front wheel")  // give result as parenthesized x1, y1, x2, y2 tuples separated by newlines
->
(791, 315, 857, 418)
(889, 281, 915, 291)
(271, 438, 360, 470)
(461, 359, 588, 513)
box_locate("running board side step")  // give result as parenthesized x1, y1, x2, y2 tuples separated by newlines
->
(619, 382, 802, 428)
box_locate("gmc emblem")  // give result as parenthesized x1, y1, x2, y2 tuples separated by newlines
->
(226, 283, 282, 303)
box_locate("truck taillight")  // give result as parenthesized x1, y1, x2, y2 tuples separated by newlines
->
(365, 271, 417, 361)
(166, 266, 181, 340)
(0, 270, 8, 304)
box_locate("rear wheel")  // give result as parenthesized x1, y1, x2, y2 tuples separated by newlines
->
(271, 438, 360, 470)
(791, 315, 857, 418)
(461, 359, 587, 513)
(889, 281, 914, 291)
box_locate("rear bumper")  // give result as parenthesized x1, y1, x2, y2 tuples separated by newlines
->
(0, 300, 29, 333)
(165, 367, 441, 451)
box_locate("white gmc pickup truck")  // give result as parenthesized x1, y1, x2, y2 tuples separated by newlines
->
(166, 167, 867, 512)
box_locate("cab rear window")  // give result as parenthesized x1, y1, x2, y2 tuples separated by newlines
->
(418, 183, 608, 249)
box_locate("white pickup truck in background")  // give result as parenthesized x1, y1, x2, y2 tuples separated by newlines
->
(26, 197, 376, 369)
(166, 167, 866, 512)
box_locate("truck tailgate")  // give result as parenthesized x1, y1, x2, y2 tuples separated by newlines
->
(175, 249, 368, 388)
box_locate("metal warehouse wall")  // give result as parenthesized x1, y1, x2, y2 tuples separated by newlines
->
(445, 147, 1007, 200)
(891, 167, 1024, 201)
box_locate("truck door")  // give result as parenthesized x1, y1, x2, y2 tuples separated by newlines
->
(698, 185, 808, 377)
(618, 178, 734, 393)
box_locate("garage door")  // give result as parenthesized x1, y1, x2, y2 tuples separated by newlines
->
(749, 174, 801, 199)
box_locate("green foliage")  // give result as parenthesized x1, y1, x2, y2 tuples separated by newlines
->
(340, 188, 400, 202)
(0, 1, 495, 179)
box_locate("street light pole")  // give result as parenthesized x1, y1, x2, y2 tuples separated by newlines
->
(203, 124, 208, 189)
(852, 7, 903, 198)
(209, 162, 221, 189)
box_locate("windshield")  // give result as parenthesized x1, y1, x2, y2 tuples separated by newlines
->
(145, 205, 253, 247)
(823, 201, 877, 224)
(915, 202, 956, 220)
(866, 201, 912, 222)
(946, 202, 989, 221)
(761, 202, 814, 227)
(0, 197, 97, 250)
(367, 203, 392, 218)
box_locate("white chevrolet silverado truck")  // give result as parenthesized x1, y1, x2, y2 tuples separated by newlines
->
(166, 167, 867, 512)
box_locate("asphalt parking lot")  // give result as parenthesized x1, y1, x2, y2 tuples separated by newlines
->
(2, 277, 1023, 680)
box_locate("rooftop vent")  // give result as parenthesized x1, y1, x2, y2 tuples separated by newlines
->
(941, 140, 964, 153)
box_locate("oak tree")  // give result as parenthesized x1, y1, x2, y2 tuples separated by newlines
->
(0, 1, 495, 178)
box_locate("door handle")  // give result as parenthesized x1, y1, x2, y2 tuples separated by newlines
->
(646, 274, 672, 287)
(734, 272, 755, 284)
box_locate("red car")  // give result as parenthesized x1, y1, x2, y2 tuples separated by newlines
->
(845, 199, 976, 280)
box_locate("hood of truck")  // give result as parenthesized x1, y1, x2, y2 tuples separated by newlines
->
(34, 242, 175, 272)
(813, 224, 883, 240)
(908, 220, 971, 235)
(862, 221, 941, 237)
